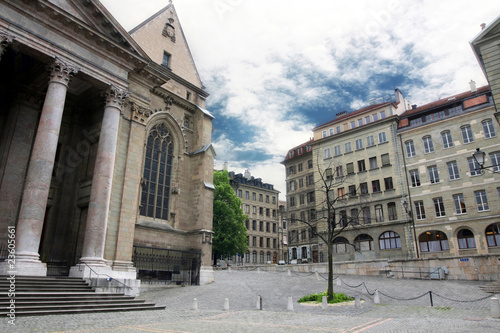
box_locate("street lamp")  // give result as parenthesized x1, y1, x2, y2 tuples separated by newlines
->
(472, 148, 499, 173)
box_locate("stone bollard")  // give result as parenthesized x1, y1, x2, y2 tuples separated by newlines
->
(224, 298, 229, 311)
(287, 269, 291, 276)
(336, 278, 341, 286)
(257, 267, 260, 274)
(192, 298, 198, 310)
(315, 271, 320, 280)
(491, 297, 500, 318)
(287, 296, 294, 311)
(257, 295, 262, 310)
(322, 296, 328, 310)
(355, 294, 361, 308)
(228, 266, 231, 273)
(374, 290, 380, 304)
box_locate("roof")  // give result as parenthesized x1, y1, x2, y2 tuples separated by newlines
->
(470, 14, 500, 77)
(313, 102, 392, 130)
(282, 139, 314, 163)
(400, 85, 490, 117)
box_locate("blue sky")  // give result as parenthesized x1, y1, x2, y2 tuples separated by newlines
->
(102, 0, 499, 194)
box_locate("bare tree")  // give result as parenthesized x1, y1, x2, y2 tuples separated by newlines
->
(289, 157, 368, 301)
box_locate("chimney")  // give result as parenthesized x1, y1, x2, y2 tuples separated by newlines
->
(480, 23, 486, 30)
(244, 169, 251, 179)
(412, 104, 417, 110)
(223, 161, 228, 171)
(394, 88, 404, 104)
(469, 80, 477, 93)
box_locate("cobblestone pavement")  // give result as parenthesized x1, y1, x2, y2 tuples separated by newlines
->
(2, 269, 500, 332)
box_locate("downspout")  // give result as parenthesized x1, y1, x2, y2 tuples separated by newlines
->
(398, 129, 419, 259)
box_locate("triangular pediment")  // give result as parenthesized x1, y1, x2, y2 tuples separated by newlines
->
(130, 4, 204, 89)
(44, 0, 149, 59)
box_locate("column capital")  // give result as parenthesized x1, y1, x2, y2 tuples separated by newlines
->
(48, 58, 79, 86)
(104, 85, 130, 110)
(0, 32, 14, 58)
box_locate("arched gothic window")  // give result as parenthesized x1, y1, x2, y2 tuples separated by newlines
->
(140, 123, 174, 220)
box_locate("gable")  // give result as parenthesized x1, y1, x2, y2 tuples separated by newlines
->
(130, 4, 203, 88)
(45, 0, 149, 59)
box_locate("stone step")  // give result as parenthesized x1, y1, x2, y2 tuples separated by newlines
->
(0, 305, 165, 316)
(0, 291, 125, 298)
(0, 286, 94, 292)
(0, 275, 162, 316)
(0, 280, 89, 286)
(0, 295, 135, 301)
(0, 299, 146, 306)
(479, 280, 500, 294)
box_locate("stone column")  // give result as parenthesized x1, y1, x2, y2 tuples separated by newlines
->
(0, 33, 14, 60)
(78, 86, 129, 267)
(2, 58, 78, 276)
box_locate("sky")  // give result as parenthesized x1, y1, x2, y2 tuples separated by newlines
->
(101, 0, 499, 195)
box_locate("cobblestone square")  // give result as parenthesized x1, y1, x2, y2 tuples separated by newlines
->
(2, 269, 500, 332)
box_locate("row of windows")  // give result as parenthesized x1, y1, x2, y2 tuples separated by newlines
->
(409, 154, 500, 188)
(243, 205, 277, 217)
(287, 145, 313, 159)
(412, 189, 492, 220)
(288, 191, 315, 207)
(324, 132, 388, 158)
(404, 119, 496, 158)
(325, 154, 391, 182)
(244, 251, 277, 264)
(249, 236, 278, 249)
(246, 220, 278, 233)
(237, 190, 276, 203)
(288, 174, 315, 191)
(289, 209, 316, 223)
(289, 227, 318, 244)
(290, 202, 399, 227)
(287, 159, 313, 175)
(332, 223, 500, 254)
(336, 177, 395, 199)
(417, 225, 500, 252)
(321, 110, 388, 138)
(332, 230, 402, 253)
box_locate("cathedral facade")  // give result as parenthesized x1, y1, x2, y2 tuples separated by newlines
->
(0, 0, 215, 292)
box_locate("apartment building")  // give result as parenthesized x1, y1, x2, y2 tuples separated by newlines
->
(398, 85, 500, 258)
(282, 141, 319, 262)
(228, 171, 280, 264)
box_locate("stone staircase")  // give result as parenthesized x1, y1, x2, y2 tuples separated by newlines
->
(479, 280, 500, 294)
(0, 275, 165, 316)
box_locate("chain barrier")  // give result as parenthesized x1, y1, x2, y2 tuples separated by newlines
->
(242, 268, 492, 306)
(432, 292, 493, 303)
(378, 290, 430, 301)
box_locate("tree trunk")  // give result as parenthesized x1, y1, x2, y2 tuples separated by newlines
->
(327, 242, 334, 301)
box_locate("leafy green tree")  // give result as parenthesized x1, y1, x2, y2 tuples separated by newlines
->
(212, 170, 248, 265)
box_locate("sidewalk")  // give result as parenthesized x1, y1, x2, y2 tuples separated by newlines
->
(2, 269, 500, 332)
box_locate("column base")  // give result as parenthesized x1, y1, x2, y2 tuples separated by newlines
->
(199, 265, 215, 285)
(0, 259, 47, 276)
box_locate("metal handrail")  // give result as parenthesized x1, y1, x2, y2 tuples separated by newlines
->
(78, 262, 132, 289)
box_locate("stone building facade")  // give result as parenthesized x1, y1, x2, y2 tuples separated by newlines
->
(284, 90, 415, 264)
(398, 85, 500, 258)
(0, 0, 215, 290)
(228, 171, 281, 265)
(282, 141, 320, 263)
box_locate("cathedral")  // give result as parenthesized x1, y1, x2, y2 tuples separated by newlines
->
(0, 0, 215, 293)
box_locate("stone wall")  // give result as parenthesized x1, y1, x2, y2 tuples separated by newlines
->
(232, 254, 500, 281)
